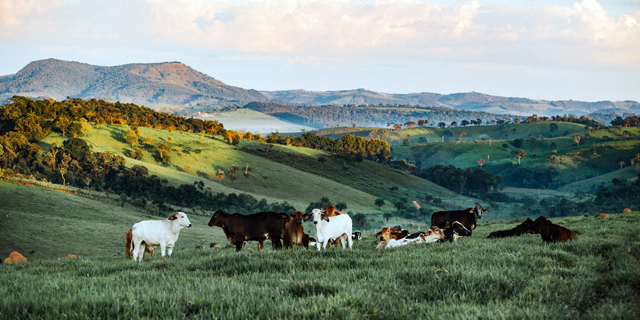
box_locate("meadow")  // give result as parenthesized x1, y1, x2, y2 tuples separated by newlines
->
(2, 205, 639, 319)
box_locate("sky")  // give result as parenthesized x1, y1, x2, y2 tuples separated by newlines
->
(1, 0, 639, 102)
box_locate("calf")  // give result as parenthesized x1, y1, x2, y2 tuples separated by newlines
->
(208, 209, 286, 251)
(431, 204, 487, 231)
(441, 221, 472, 242)
(352, 230, 362, 241)
(375, 227, 409, 240)
(532, 216, 578, 243)
(310, 208, 353, 250)
(125, 229, 155, 259)
(324, 205, 348, 217)
(131, 212, 192, 262)
(282, 211, 307, 249)
(379, 226, 444, 249)
(487, 218, 536, 239)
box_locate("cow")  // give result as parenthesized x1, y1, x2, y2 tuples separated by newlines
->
(441, 221, 473, 242)
(532, 216, 578, 243)
(207, 209, 286, 251)
(131, 212, 192, 262)
(282, 211, 307, 249)
(309, 208, 353, 250)
(375, 227, 409, 240)
(487, 218, 536, 239)
(323, 205, 348, 217)
(378, 226, 444, 249)
(431, 204, 487, 231)
(352, 230, 362, 241)
(126, 229, 155, 259)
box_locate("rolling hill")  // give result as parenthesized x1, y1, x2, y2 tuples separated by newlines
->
(262, 89, 640, 117)
(0, 59, 268, 106)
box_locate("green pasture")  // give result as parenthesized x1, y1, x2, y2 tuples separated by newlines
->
(39, 124, 407, 213)
(2, 185, 639, 319)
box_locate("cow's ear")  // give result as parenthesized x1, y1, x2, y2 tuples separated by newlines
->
(168, 215, 177, 220)
(322, 215, 329, 222)
(375, 231, 382, 237)
(303, 214, 311, 221)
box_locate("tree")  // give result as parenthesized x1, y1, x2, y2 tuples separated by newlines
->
(318, 157, 327, 170)
(574, 136, 581, 147)
(619, 161, 626, 169)
(394, 201, 405, 214)
(335, 202, 347, 211)
(549, 123, 558, 137)
(375, 198, 385, 209)
(56, 116, 71, 138)
(216, 170, 225, 183)
(244, 164, 251, 177)
(228, 166, 239, 181)
(262, 175, 269, 186)
(438, 122, 446, 129)
(515, 150, 527, 164)
(184, 164, 191, 174)
(383, 212, 393, 222)
(154, 142, 171, 159)
(476, 158, 486, 167)
(124, 129, 139, 147)
(130, 148, 144, 160)
(460, 120, 470, 127)
(458, 132, 467, 143)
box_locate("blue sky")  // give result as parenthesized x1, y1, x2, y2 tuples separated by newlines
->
(1, 0, 638, 102)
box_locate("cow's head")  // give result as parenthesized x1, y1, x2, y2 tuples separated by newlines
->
(378, 227, 393, 241)
(311, 208, 329, 225)
(324, 206, 336, 216)
(425, 226, 445, 241)
(208, 209, 228, 228)
(515, 218, 536, 234)
(146, 245, 155, 257)
(472, 204, 485, 220)
(292, 211, 304, 225)
(168, 211, 192, 228)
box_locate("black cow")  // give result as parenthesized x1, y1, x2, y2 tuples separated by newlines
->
(487, 218, 536, 239)
(207, 209, 286, 251)
(441, 221, 473, 242)
(431, 204, 486, 231)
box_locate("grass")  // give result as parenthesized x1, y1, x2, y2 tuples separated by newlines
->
(2, 189, 639, 319)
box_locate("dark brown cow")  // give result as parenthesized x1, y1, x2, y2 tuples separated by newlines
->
(487, 218, 536, 239)
(282, 211, 308, 249)
(125, 229, 154, 259)
(532, 216, 578, 243)
(207, 209, 286, 251)
(431, 204, 487, 231)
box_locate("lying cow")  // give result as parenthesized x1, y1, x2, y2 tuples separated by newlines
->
(375, 227, 411, 249)
(431, 204, 487, 231)
(125, 229, 154, 259)
(532, 216, 578, 243)
(487, 218, 536, 239)
(131, 212, 192, 262)
(207, 209, 286, 251)
(378, 226, 444, 249)
(309, 208, 353, 250)
(441, 221, 473, 242)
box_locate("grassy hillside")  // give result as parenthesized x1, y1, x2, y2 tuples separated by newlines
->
(0, 181, 226, 261)
(2, 194, 639, 318)
(39, 123, 460, 214)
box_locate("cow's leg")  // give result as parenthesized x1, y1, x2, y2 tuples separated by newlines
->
(316, 239, 322, 251)
(166, 243, 174, 256)
(258, 240, 264, 250)
(347, 234, 354, 249)
(273, 236, 282, 250)
(322, 239, 329, 250)
(159, 243, 167, 257)
(135, 242, 145, 262)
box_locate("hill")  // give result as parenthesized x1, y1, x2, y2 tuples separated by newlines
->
(262, 89, 640, 118)
(0, 59, 268, 106)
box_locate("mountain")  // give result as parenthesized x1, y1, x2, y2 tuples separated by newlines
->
(261, 89, 640, 117)
(0, 59, 268, 106)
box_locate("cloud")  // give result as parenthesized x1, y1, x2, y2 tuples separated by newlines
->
(0, 0, 64, 31)
(137, 0, 638, 68)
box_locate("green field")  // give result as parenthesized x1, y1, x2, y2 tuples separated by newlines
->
(2, 179, 639, 319)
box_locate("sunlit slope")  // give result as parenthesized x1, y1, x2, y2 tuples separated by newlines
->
(39, 124, 458, 212)
(0, 181, 224, 261)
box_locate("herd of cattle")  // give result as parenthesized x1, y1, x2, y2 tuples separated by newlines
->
(125, 204, 577, 261)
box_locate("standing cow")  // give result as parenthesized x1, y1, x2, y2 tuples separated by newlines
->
(309, 208, 353, 250)
(431, 204, 487, 231)
(207, 209, 286, 251)
(131, 212, 192, 262)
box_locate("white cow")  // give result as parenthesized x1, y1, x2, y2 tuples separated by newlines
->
(131, 212, 192, 262)
(382, 227, 444, 249)
(310, 208, 353, 250)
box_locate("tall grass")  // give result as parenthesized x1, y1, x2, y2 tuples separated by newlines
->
(2, 212, 639, 319)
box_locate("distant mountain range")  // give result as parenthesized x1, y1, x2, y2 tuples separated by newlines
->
(1, 59, 638, 118)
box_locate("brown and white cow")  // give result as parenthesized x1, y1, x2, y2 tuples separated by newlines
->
(126, 229, 155, 259)
(378, 226, 444, 249)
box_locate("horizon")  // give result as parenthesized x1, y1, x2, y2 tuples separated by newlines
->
(1, 0, 639, 102)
